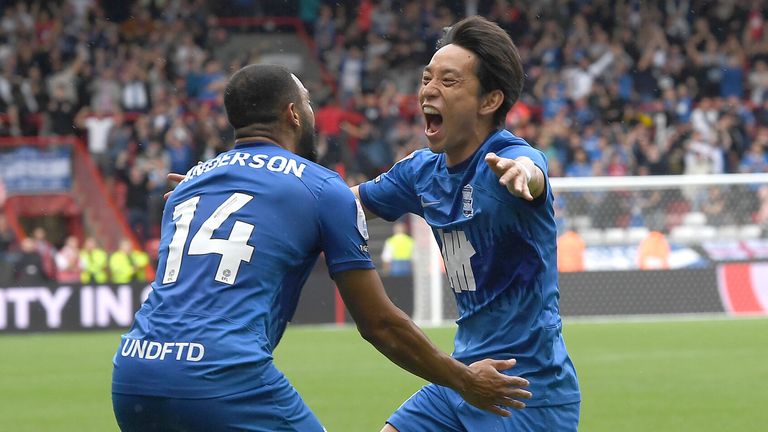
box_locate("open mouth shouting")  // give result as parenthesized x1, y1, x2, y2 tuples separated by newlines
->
(423, 105, 443, 138)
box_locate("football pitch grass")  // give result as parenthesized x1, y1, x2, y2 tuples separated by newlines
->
(1, 316, 766, 431)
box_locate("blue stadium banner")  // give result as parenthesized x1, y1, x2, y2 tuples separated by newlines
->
(0, 146, 72, 195)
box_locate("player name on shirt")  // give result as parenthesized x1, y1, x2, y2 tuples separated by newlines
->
(181, 151, 307, 184)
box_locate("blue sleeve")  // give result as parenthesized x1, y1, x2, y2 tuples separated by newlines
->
(358, 156, 422, 222)
(317, 177, 375, 276)
(495, 144, 550, 207)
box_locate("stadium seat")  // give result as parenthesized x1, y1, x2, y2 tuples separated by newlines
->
(670, 225, 698, 244)
(716, 225, 739, 240)
(698, 225, 717, 240)
(580, 229, 604, 245)
(571, 215, 592, 230)
(603, 228, 627, 245)
(682, 212, 707, 227)
(627, 227, 650, 243)
(739, 224, 762, 240)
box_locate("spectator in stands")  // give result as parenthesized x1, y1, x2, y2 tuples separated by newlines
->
(4, 0, 768, 253)
(740, 139, 768, 173)
(55, 235, 81, 283)
(105, 112, 133, 178)
(120, 63, 150, 113)
(44, 83, 78, 136)
(637, 182, 667, 228)
(748, 60, 768, 106)
(314, 96, 349, 167)
(14, 237, 48, 284)
(80, 236, 108, 284)
(196, 59, 227, 105)
(31, 227, 56, 280)
(701, 186, 731, 226)
(0, 214, 16, 283)
(122, 164, 150, 242)
(137, 140, 171, 233)
(0, 213, 15, 258)
(557, 228, 585, 273)
(75, 106, 120, 174)
(109, 238, 149, 284)
(565, 148, 592, 177)
(91, 68, 121, 114)
(637, 229, 671, 270)
(381, 222, 414, 277)
(165, 118, 194, 175)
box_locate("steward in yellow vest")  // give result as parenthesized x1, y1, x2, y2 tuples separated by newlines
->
(110, 239, 150, 283)
(80, 237, 109, 284)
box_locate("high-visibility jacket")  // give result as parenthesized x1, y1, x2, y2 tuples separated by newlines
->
(109, 251, 134, 284)
(557, 230, 585, 272)
(131, 250, 150, 282)
(110, 250, 151, 283)
(383, 233, 414, 261)
(80, 248, 109, 284)
(638, 231, 670, 270)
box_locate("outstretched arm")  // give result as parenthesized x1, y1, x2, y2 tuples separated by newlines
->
(335, 268, 531, 416)
(484, 153, 545, 201)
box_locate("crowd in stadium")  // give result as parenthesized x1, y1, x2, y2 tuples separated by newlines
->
(2, 0, 768, 277)
(0, 216, 150, 285)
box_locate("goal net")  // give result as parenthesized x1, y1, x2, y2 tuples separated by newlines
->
(411, 173, 768, 324)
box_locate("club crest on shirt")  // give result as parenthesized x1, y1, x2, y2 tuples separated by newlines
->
(462, 184, 474, 218)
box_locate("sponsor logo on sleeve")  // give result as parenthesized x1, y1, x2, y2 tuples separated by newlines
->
(355, 199, 369, 240)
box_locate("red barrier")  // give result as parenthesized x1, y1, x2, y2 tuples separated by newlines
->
(717, 263, 768, 315)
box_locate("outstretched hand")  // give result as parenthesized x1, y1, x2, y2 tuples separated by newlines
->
(163, 173, 186, 200)
(485, 153, 534, 201)
(459, 358, 531, 417)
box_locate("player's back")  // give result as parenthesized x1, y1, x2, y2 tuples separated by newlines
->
(113, 141, 341, 398)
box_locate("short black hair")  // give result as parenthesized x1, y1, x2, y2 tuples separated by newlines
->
(437, 16, 524, 127)
(224, 64, 302, 129)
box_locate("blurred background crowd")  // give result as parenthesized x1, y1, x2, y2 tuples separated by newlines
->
(1, 0, 768, 282)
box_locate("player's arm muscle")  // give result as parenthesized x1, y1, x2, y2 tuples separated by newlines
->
(350, 185, 379, 220)
(335, 269, 531, 416)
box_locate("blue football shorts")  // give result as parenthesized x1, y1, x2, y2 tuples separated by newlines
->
(112, 363, 325, 432)
(387, 383, 580, 432)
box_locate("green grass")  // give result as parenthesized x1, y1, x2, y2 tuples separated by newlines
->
(1, 317, 767, 431)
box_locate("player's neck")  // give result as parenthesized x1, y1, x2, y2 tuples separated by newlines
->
(234, 136, 279, 146)
(444, 126, 497, 167)
(234, 125, 295, 153)
(234, 135, 297, 155)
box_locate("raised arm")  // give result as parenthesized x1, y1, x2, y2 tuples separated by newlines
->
(335, 268, 531, 416)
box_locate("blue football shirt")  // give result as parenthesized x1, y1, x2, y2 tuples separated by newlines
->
(359, 129, 580, 406)
(112, 141, 373, 398)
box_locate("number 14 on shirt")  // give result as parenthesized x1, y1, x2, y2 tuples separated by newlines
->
(163, 193, 256, 285)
